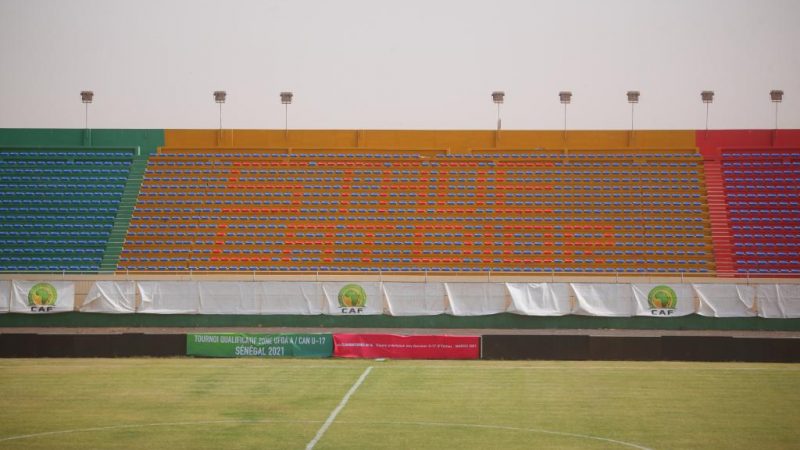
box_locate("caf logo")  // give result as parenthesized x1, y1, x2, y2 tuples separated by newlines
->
(338, 284, 366, 314)
(647, 285, 677, 316)
(28, 282, 58, 312)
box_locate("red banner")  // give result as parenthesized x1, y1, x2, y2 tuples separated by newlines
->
(333, 334, 480, 359)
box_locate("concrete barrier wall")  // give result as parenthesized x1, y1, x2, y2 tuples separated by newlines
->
(481, 334, 800, 362)
(0, 334, 186, 357)
(1, 332, 798, 361)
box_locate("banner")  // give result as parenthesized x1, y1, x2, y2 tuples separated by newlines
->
(259, 282, 324, 315)
(4, 279, 798, 318)
(445, 283, 509, 316)
(757, 284, 800, 318)
(138, 281, 199, 314)
(81, 281, 136, 313)
(694, 284, 756, 317)
(333, 333, 480, 359)
(197, 282, 260, 314)
(11, 281, 75, 313)
(322, 282, 384, 315)
(383, 282, 447, 316)
(187, 333, 333, 358)
(633, 284, 695, 317)
(506, 283, 571, 316)
(0, 280, 9, 313)
(571, 283, 633, 317)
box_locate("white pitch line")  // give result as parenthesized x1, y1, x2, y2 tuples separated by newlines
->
(305, 366, 373, 450)
(0, 418, 653, 449)
(342, 421, 654, 450)
(0, 419, 321, 443)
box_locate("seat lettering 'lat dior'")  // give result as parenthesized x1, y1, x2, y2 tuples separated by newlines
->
(116, 150, 718, 275)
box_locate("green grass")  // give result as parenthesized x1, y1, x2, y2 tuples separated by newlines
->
(0, 359, 798, 449)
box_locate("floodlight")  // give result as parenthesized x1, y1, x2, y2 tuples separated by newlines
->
(492, 91, 505, 130)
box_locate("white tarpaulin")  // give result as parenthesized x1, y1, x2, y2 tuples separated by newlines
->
(506, 283, 571, 316)
(322, 282, 384, 315)
(259, 282, 323, 315)
(694, 284, 756, 317)
(198, 282, 260, 314)
(0, 280, 9, 313)
(138, 281, 199, 314)
(11, 280, 75, 313)
(571, 283, 633, 317)
(11, 279, 799, 317)
(445, 282, 509, 316)
(81, 281, 136, 313)
(757, 284, 800, 318)
(383, 282, 447, 316)
(632, 284, 696, 317)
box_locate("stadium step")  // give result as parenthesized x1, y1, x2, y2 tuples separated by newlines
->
(702, 159, 736, 276)
(99, 157, 148, 272)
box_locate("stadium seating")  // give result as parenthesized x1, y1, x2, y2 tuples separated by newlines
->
(0, 148, 136, 272)
(720, 150, 800, 276)
(116, 149, 716, 274)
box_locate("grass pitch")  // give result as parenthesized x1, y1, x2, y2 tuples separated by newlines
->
(0, 359, 798, 449)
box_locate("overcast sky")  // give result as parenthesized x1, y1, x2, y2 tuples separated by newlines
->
(0, 0, 798, 130)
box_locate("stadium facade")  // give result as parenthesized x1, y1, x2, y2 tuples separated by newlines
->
(1, 128, 799, 354)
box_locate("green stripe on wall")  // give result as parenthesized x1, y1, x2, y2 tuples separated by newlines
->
(0, 129, 164, 155)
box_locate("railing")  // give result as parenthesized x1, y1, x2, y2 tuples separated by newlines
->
(0, 145, 142, 157)
(1, 269, 798, 284)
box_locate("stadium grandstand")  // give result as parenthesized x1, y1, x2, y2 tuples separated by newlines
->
(2, 128, 800, 340)
(2, 128, 798, 278)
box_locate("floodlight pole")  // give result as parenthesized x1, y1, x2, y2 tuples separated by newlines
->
(280, 92, 293, 138)
(491, 91, 505, 147)
(559, 91, 572, 145)
(213, 91, 227, 145)
(772, 101, 778, 147)
(492, 91, 505, 131)
(770, 90, 784, 146)
(626, 91, 640, 147)
(701, 91, 714, 138)
(80, 91, 94, 146)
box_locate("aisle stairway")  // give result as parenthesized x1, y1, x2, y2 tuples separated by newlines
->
(99, 157, 148, 272)
(702, 159, 735, 276)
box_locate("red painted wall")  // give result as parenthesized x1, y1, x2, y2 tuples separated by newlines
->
(696, 129, 800, 159)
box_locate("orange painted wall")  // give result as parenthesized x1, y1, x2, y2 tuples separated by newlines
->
(164, 129, 697, 152)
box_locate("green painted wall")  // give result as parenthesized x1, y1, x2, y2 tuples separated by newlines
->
(0, 129, 164, 155)
(0, 313, 797, 331)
